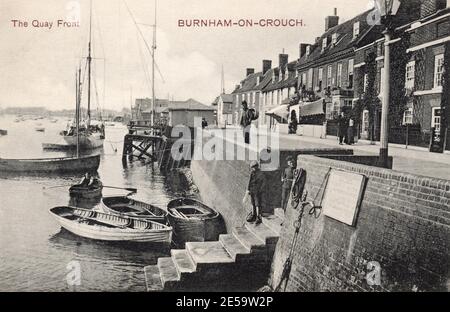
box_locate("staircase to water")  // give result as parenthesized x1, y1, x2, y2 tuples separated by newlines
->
(144, 209, 285, 291)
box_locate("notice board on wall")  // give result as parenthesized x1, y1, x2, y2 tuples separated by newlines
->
(321, 169, 367, 226)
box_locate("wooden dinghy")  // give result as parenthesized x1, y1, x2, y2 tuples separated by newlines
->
(167, 198, 224, 245)
(100, 196, 167, 223)
(0, 155, 100, 174)
(49, 206, 172, 243)
(69, 181, 103, 199)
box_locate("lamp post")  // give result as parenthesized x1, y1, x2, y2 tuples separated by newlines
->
(378, 0, 400, 168)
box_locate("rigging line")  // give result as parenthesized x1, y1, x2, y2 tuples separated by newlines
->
(92, 2, 107, 112)
(136, 29, 152, 94)
(122, 0, 165, 83)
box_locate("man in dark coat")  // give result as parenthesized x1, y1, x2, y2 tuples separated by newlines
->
(337, 112, 348, 145)
(281, 156, 296, 211)
(240, 101, 252, 144)
(246, 160, 265, 224)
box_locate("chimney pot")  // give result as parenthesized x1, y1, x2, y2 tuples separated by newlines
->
(246, 68, 255, 76)
(299, 43, 309, 59)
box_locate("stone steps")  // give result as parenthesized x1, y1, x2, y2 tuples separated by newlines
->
(144, 213, 284, 291)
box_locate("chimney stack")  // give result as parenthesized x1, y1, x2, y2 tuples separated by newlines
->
(420, 0, 447, 18)
(279, 54, 289, 74)
(246, 68, 255, 76)
(299, 43, 309, 59)
(262, 60, 272, 75)
(325, 8, 339, 31)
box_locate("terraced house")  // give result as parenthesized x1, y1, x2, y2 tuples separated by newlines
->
(260, 54, 298, 126)
(231, 60, 273, 126)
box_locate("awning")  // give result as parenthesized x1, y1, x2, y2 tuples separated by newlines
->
(299, 99, 325, 117)
(265, 105, 289, 122)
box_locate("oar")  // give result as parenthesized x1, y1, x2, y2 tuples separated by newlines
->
(42, 185, 71, 190)
(103, 186, 138, 193)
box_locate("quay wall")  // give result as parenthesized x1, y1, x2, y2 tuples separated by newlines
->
(190, 147, 353, 231)
(270, 155, 450, 292)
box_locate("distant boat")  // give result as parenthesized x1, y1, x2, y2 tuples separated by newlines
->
(167, 198, 224, 245)
(49, 206, 172, 243)
(35, 127, 45, 132)
(0, 129, 7, 136)
(100, 196, 167, 223)
(69, 180, 103, 199)
(0, 155, 100, 174)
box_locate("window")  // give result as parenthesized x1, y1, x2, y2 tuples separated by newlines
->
(318, 68, 323, 90)
(348, 59, 354, 88)
(308, 68, 313, 89)
(363, 73, 368, 92)
(432, 108, 442, 131)
(434, 54, 444, 88)
(327, 65, 333, 87)
(337, 63, 343, 87)
(405, 61, 416, 89)
(403, 107, 413, 125)
(332, 33, 338, 45)
(322, 38, 327, 52)
(353, 22, 360, 39)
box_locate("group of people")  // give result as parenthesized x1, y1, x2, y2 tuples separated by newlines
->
(79, 172, 101, 188)
(244, 156, 296, 225)
(337, 112, 355, 145)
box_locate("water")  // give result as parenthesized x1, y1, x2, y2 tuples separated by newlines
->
(0, 115, 191, 291)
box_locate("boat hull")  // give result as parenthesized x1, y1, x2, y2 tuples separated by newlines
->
(167, 198, 224, 245)
(49, 207, 172, 243)
(0, 155, 100, 174)
(69, 183, 103, 199)
(100, 196, 167, 223)
(43, 134, 104, 150)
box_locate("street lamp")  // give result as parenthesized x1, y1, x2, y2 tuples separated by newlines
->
(379, 0, 401, 168)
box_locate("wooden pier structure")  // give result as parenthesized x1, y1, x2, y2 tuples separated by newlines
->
(122, 122, 194, 171)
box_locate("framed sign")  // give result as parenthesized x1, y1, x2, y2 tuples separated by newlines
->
(321, 169, 367, 226)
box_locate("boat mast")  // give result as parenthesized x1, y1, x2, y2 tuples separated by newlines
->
(76, 66, 81, 158)
(151, 0, 157, 127)
(87, 0, 93, 128)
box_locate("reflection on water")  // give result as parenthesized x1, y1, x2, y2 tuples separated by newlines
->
(0, 115, 191, 291)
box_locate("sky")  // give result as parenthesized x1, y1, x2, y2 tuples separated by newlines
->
(0, 0, 373, 111)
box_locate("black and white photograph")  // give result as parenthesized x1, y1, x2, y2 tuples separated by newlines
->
(0, 0, 449, 298)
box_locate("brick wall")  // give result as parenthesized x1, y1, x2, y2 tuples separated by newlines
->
(270, 155, 450, 292)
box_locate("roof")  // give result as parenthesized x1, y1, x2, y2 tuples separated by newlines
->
(262, 61, 298, 92)
(168, 99, 215, 111)
(232, 71, 264, 94)
(219, 94, 234, 103)
(296, 9, 381, 70)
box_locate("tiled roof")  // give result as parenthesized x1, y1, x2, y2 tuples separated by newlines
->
(168, 98, 215, 111)
(262, 61, 298, 92)
(219, 94, 234, 103)
(297, 9, 378, 69)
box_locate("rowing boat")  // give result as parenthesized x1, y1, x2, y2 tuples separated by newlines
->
(69, 180, 103, 199)
(0, 155, 100, 174)
(49, 206, 172, 243)
(100, 196, 167, 223)
(167, 198, 225, 245)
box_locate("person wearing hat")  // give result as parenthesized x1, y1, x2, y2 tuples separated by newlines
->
(240, 100, 252, 144)
(246, 160, 265, 224)
(281, 156, 296, 211)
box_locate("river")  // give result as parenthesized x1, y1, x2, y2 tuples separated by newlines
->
(0, 115, 190, 291)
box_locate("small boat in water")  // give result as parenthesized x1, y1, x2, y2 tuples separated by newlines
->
(100, 196, 167, 223)
(49, 206, 172, 243)
(167, 198, 224, 245)
(69, 180, 103, 199)
(35, 127, 45, 132)
(0, 155, 100, 174)
(0, 129, 7, 136)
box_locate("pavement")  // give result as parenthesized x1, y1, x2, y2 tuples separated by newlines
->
(210, 127, 450, 180)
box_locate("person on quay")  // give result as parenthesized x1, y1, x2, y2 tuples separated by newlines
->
(201, 117, 208, 129)
(246, 160, 265, 225)
(240, 100, 252, 144)
(337, 112, 348, 145)
(288, 110, 298, 135)
(80, 172, 92, 187)
(281, 156, 296, 211)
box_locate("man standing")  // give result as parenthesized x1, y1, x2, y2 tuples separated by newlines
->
(337, 112, 348, 145)
(240, 100, 252, 144)
(246, 160, 265, 224)
(281, 156, 295, 211)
